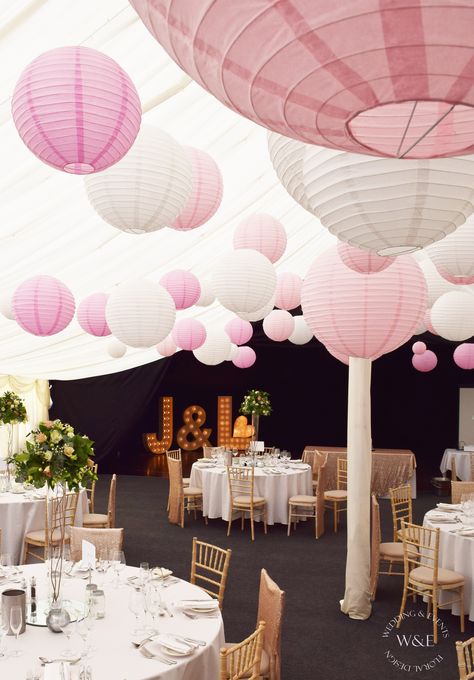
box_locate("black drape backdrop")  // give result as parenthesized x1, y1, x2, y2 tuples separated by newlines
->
(49, 327, 470, 490)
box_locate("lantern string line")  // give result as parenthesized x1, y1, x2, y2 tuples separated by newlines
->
(399, 104, 455, 158)
(395, 100, 417, 158)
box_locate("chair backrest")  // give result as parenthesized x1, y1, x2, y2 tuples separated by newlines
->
(203, 446, 213, 459)
(336, 458, 348, 491)
(389, 484, 412, 541)
(400, 521, 440, 587)
(303, 450, 328, 480)
(167, 448, 181, 461)
(166, 452, 184, 524)
(457, 637, 474, 680)
(69, 526, 124, 562)
(370, 495, 381, 597)
(227, 466, 255, 504)
(452, 480, 474, 504)
(85, 463, 98, 514)
(190, 537, 232, 609)
(107, 474, 117, 528)
(46, 490, 79, 546)
(220, 621, 265, 680)
(263, 446, 275, 454)
(256, 569, 285, 680)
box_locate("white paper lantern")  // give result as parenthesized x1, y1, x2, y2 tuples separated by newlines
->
(226, 343, 239, 361)
(0, 291, 14, 320)
(192, 329, 231, 366)
(233, 214, 287, 263)
(107, 338, 127, 358)
(427, 217, 474, 284)
(431, 291, 474, 341)
(289, 316, 313, 345)
(237, 296, 275, 322)
(263, 310, 295, 342)
(419, 259, 456, 308)
(106, 280, 176, 348)
(267, 132, 310, 211)
(84, 125, 192, 234)
(196, 280, 215, 307)
(274, 272, 302, 310)
(212, 249, 276, 313)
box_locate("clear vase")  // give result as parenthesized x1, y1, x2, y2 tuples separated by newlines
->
(46, 597, 70, 633)
(251, 413, 260, 441)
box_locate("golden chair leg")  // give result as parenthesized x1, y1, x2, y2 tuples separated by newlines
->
(287, 505, 292, 537)
(227, 513, 232, 537)
(432, 591, 438, 644)
(250, 508, 255, 541)
(460, 585, 465, 633)
(333, 502, 338, 533)
(397, 584, 408, 630)
(241, 513, 244, 531)
(263, 507, 267, 535)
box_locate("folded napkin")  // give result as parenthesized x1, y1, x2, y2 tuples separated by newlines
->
(151, 567, 173, 579)
(437, 503, 462, 511)
(154, 634, 193, 654)
(458, 527, 474, 536)
(180, 599, 219, 611)
(44, 663, 71, 680)
(427, 512, 459, 523)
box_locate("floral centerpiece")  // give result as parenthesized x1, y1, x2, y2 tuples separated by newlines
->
(0, 390, 27, 483)
(239, 390, 272, 440)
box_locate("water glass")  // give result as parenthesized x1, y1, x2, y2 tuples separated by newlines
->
(139, 562, 150, 586)
(9, 606, 22, 657)
(144, 583, 162, 633)
(128, 587, 146, 635)
(110, 550, 126, 588)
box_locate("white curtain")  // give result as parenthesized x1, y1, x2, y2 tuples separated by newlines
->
(0, 376, 50, 460)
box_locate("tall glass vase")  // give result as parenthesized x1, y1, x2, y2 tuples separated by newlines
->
(45, 487, 70, 632)
(251, 413, 260, 441)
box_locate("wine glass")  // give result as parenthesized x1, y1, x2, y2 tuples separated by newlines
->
(128, 587, 146, 635)
(76, 617, 90, 659)
(0, 610, 9, 658)
(9, 606, 22, 657)
(139, 562, 150, 587)
(0, 554, 12, 578)
(110, 550, 126, 588)
(59, 615, 76, 657)
(144, 583, 162, 634)
(62, 545, 74, 576)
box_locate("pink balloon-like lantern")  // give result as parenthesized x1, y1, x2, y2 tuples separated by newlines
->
(301, 248, 427, 358)
(77, 293, 111, 337)
(224, 317, 253, 346)
(412, 350, 438, 372)
(327, 347, 350, 366)
(156, 335, 177, 357)
(454, 343, 474, 369)
(232, 345, 256, 369)
(337, 242, 394, 274)
(170, 147, 223, 230)
(159, 270, 201, 310)
(412, 341, 426, 355)
(12, 46, 141, 174)
(172, 318, 206, 351)
(13, 275, 75, 336)
(233, 214, 287, 263)
(263, 310, 295, 342)
(274, 272, 302, 310)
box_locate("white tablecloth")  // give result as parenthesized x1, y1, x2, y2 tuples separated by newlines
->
(424, 509, 474, 621)
(0, 490, 88, 565)
(190, 463, 312, 525)
(0, 563, 224, 680)
(441, 449, 473, 481)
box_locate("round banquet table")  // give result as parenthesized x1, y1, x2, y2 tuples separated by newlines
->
(189, 461, 313, 525)
(0, 563, 224, 679)
(0, 489, 88, 565)
(424, 508, 474, 622)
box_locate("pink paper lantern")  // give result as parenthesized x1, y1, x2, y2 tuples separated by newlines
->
(77, 293, 111, 337)
(224, 318, 253, 346)
(12, 47, 141, 174)
(233, 214, 287, 264)
(454, 344, 474, 370)
(172, 318, 207, 351)
(301, 248, 427, 359)
(327, 347, 350, 366)
(156, 335, 177, 357)
(412, 350, 438, 372)
(263, 310, 295, 342)
(159, 270, 201, 310)
(412, 341, 427, 355)
(275, 272, 302, 311)
(170, 147, 223, 230)
(424, 309, 439, 336)
(13, 275, 75, 336)
(232, 346, 256, 369)
(337, 243, 394, 274)
(131, 1, 474, 158)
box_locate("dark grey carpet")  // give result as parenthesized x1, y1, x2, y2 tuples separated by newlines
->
(95, 476, 474, 680)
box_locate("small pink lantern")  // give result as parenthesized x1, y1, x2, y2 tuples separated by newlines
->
(233, 214, 287, 263)
(12, 47, 141, 174)
(412, 350, 438, 372)
(77, 293, 111, 337)
(412, 341, 427, 355)
(156, 335, 177, 357)
(224, 317, 253, 346)
(274, 272, 302, 311)
(337, 242, 394, 274)
(172, 318, 207, 351)
(232, 346, 256, 369)
(13, 275, 75, 336)
(170, 147, 223, 230)
(454, 344, 474, 370)
(159, 270, 201, 310)
(263, 310, 295, 342)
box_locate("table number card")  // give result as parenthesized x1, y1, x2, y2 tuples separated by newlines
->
(82, 539, 96, 569)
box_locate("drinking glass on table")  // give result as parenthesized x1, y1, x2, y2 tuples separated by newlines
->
(0, 554, 13, 578)
(110, 550, 126, 588)
(9, 606, 23, 657)
(59, 615, 76, 657)
(139, 562, 150, 586)
(0, 610, 9, 658)
(128, 587, 146, 635)
(144, 583, 162, 633)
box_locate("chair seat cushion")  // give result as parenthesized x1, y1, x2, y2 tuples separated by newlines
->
(223, 644, 269, 675)
(83, 513, 108, 526)
(409, 566, 464, 586)
(25, 527, 69, 544)
(289, 495, 316, 504)
(184, 486, 202, 496)
(234, 495, 265, 506)
(380, 542, 404, 560)
(324, 490, 348, 500)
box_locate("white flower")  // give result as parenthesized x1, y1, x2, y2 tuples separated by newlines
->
(50, 430, 62, 444)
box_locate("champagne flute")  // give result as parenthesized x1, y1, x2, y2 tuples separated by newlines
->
(110, 550, 126, 588)
(59, 616, 76, 657)
(128, 587, 145, 635)
(9, 606, 22, 657)
(139, 562, 150, 587)
(145, 583, 162, 634)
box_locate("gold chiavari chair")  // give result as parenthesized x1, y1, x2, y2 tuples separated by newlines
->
(288, 461, 327, 538)
(389, 484, 412, 542)
(302, 449, 328, 492)
(397, 521, 465, 644)
(22, 491, 79, 563)
(256, 569, 285, 680)
(370, 495, 405, 600)
(167, 451, 204, 528)
(190, 537, 232, 609)
(457, 637, 474, 680)
(227, 466, 267, 541)
(452, 481, 474, 504)
(324, 457, 347, 533)
(220, 622, 266, 680)
(85, 463, 98, 514)
(69, 526, 124, 562)
(83, 474, 117, 528)
(166, 449, 189, 512)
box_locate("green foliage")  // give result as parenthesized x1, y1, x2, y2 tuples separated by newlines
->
(239, 389, 272, 416)
(0, 391, 27, 425)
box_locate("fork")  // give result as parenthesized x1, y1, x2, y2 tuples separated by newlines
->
(138, 645, 177, 665)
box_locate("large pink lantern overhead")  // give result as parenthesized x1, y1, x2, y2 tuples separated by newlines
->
(224, 318, 253, 346)
(130, 1, 474, 159)
(301, 248, 427, 359)
(170, 147, 223, 230)
(337, 243, 394, 275)
(159, 270, 201, 310)
(233, 214, 287, 264)
(12, 46, 141, 174)
(172, 318, 206, 351)
(13, 275, 75, 336)
(77, 293, 111, 337)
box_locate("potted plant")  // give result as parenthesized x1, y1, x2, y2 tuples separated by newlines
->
(239, 390, 272, 440)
